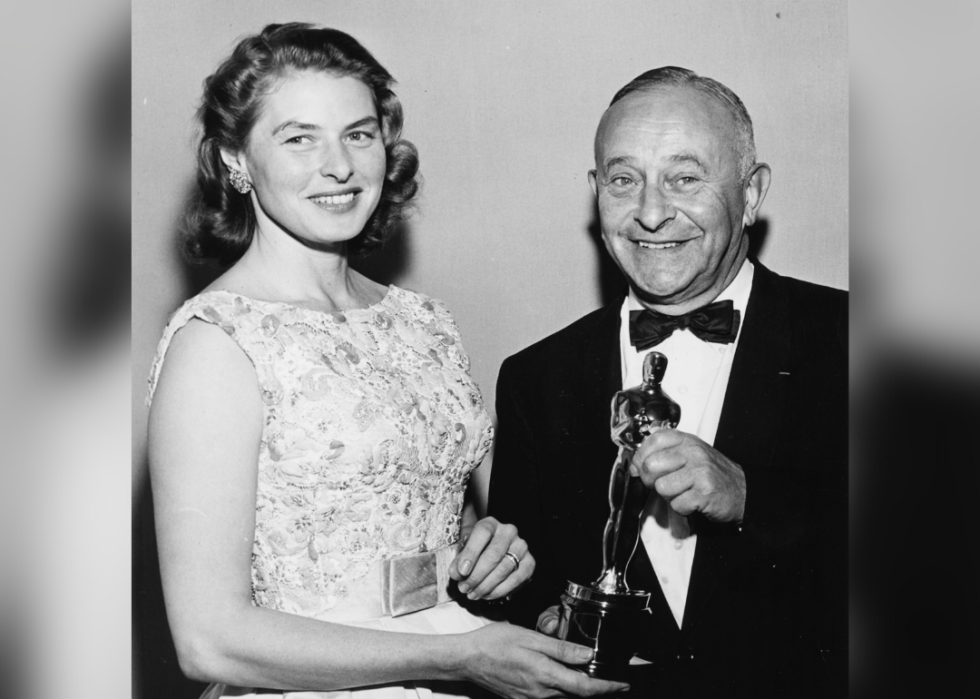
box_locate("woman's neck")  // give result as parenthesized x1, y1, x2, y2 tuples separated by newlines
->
(212, 230, 384, 313)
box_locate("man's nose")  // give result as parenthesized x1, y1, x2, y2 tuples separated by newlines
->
(318, 142, 354, 182)
(634, 182, 676, 232)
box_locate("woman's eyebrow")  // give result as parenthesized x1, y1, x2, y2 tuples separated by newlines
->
(345, 116, 380, 131)
(273, 120, 319, 135)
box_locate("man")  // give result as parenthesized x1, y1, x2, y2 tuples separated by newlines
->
(488, 67, 846, 698)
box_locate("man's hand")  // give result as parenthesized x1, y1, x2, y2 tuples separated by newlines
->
(631, 429, 746, 523)
(536, 605, 561, 636)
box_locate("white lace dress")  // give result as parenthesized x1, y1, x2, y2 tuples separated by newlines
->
(148, 286, 495, 699)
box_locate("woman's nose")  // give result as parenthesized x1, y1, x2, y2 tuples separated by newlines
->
(318, 143, 353, 182)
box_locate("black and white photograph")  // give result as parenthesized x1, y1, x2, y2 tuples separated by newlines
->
(132, 2, 849, 698)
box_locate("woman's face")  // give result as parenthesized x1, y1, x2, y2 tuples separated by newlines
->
(234, 70, 387, 249)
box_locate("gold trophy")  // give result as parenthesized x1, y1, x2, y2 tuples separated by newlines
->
(556, 352, 680, 680)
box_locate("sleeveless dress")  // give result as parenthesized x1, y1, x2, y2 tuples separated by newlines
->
(147, 285, 495, 699)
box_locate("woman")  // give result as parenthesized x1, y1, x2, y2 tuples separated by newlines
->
(147, 23, 627, 699)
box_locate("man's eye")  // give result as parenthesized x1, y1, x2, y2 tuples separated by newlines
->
(674, 176, 699, 186)
(610, 176, 634, 187)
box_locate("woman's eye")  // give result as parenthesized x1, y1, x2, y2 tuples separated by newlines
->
(284, 135, 311, 145)
(347, 131, 376, 144)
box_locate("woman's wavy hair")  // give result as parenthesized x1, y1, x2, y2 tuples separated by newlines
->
(183, 23, 420, 266)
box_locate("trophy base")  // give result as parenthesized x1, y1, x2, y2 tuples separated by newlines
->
(557, 581, 652, 681)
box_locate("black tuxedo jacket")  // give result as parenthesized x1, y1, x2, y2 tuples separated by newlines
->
(487, 263, 847, 698)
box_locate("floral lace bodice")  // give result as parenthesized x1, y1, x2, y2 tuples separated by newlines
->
(148, 286, 493, 618)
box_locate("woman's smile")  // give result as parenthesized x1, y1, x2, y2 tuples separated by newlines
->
(309, 189, 361, 212)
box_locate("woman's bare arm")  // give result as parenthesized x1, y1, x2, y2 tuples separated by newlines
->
(148, 319, 625, 696)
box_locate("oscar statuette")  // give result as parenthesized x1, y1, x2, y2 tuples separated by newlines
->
(556, 352, 681, 680)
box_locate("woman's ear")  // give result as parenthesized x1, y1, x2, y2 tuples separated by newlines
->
(742, 163, 771, 228)
(219, 148, 249, 178)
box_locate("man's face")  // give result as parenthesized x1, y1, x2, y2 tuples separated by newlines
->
(589, 85, 767, 312)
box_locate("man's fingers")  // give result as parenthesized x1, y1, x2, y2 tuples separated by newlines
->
(668, 488, 701, 517)
(653, 466, 692, 498)
(536, 604, 561, 635)
(634, 446, 686, 485)
(637, 427, 685, 454)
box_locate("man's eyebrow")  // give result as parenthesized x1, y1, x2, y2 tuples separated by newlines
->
(668, 152, 708, 171)
(601, 155, 637, 172)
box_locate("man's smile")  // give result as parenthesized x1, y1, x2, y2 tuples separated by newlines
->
(636, 240, 683, 250)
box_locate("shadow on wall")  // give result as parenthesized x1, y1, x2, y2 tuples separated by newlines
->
(585, 204, 771, 308)
(349, 221, 414, 287)
(133, 458, 207, 699)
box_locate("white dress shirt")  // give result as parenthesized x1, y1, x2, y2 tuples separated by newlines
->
(618, 260, 753, 628)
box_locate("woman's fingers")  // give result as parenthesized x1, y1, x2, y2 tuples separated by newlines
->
(532, 636, 630, 696)
(451, 516, 501, 579)
(470, 550, 534, 601)
(553, 666, 630, 697)
(463, 624, 629, 699)
(452, 517, 535, 599)
(458, 537, 529, 598)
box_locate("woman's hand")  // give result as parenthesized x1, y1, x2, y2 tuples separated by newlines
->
(449, 517, 534, 601)
(456, 623, 628, 699)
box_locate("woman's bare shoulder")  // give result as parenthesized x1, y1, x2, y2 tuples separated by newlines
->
(150, 316, 261, 417)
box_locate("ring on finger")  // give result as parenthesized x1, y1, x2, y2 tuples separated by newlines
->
(503, 551, 521, 571)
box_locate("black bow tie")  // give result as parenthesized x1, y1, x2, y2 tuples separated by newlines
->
(629, 300, 741, 350)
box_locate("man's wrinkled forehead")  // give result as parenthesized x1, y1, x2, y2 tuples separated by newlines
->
(593, 85, 736, 164)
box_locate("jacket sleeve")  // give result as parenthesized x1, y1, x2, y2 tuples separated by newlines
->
(486, 357, 559, 629)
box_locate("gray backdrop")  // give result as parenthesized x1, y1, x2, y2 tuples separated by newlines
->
(133, 2, 846, 695)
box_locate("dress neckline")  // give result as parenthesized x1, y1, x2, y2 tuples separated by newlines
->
(198, 285, 398, 317)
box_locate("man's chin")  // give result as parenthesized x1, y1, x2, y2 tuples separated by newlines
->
(629, 279, 691, 307)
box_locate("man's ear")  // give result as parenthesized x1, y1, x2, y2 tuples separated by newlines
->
(588, 169, 599, 198)
(219, 148, 249, 178)
(742, 163, 771, 227)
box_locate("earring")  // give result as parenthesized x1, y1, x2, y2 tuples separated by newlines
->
(229, 168, 252, 194)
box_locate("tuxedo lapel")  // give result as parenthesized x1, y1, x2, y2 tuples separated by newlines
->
(542, 298, 625, 589)
(580, 298, 624, 415)
(681, 262, 792, 637)
(570, 296, 623, 473)
(714, 262, 792, 467)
